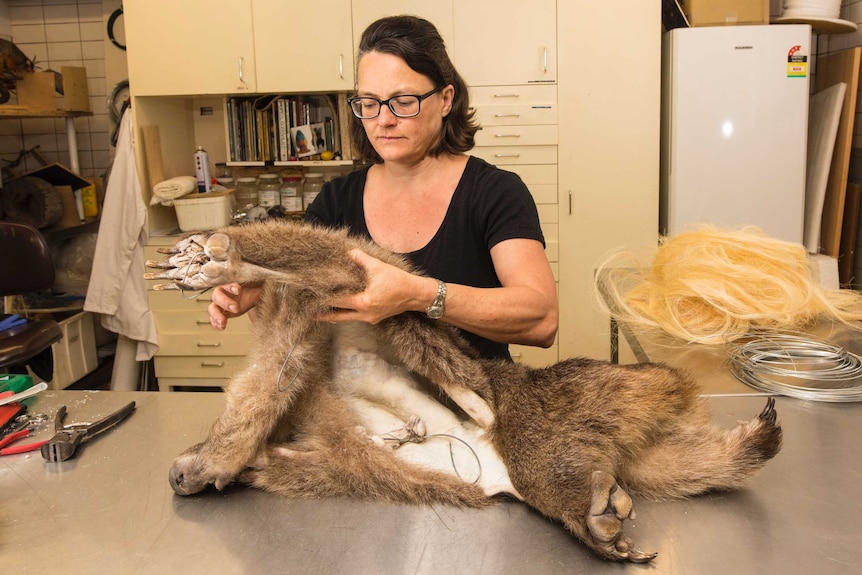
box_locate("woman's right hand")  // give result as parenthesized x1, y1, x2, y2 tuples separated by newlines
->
(208, 281, 263, 330)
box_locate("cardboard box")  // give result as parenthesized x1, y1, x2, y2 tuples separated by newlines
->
(681, 0, 769, 27)
(14, 66, 90, 112)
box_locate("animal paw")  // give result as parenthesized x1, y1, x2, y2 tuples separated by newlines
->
(144, 232, 233, 291)
(586, 470, 657, 563)
(168, 442, 241, 496)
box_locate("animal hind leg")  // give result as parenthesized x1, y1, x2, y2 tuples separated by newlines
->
(620, 398, 783, 499)
(549, 470, 657, 563)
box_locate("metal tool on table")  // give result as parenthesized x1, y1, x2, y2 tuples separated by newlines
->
(0, 414, 49, 456)
(41, 401, 136, 462)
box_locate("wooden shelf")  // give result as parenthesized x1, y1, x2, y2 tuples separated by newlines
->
(0, 107, 93, 118)
(0, 107, 94, 173)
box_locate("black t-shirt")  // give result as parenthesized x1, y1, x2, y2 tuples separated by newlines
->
(305, 155, 545, 360)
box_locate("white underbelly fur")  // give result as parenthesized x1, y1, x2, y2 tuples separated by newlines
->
(330, 323, 517, 499)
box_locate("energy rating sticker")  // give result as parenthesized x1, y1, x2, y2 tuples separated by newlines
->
(787, 44, 808, 78)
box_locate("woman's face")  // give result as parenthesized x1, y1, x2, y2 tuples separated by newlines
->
(355, 51, 453, 165)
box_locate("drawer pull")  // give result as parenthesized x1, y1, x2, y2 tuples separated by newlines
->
(196, 320, 211, 325)
(493, 113, 521, 118)
(493, 93, 520, 98)
(197, 342, 222, 348)
(494, 134, 521, 138)
(201, 361, 225, 368)
(494, 153, 521, 158)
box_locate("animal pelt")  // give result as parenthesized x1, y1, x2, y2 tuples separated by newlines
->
(146, 219, 782, 564)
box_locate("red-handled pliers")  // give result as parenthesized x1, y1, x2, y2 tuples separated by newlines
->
(0, 427, 48, 456)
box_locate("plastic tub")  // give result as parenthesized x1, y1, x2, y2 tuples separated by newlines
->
(173, 188, 235, 232)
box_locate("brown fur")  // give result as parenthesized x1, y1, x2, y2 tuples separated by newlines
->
(149, 220, 782, 563)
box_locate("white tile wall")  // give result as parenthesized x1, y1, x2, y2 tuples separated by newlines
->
(1, 0, 110, 181)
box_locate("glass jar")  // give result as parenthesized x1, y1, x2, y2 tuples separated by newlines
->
(257, 173, 281, 208)
(280, 176, 304, 212)
(215, 176, 234, 189)
(303, 173, 324, 210)
(234, 177, 259, 209)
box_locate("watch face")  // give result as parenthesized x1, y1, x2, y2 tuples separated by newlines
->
(427, 305, 444, 319)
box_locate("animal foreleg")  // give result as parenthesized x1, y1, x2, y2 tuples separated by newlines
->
(145, 231, 304, 290)
(377, 318, 496, 429)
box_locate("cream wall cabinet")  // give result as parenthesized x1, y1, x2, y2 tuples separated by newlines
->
(453, 0, 557, 87)
(125, 0, 353, 96)
(124, 0, 257, 96)
(252, 0, 354, 93)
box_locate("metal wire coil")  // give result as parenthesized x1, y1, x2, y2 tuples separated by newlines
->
(727, 332, 862, 402)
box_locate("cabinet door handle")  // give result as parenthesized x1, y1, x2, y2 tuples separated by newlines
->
(201, 361, 225, 368)
(494, 153, 520, 158)
(238, 57, 246, 86)
(494, 113, 521, 118)
(543, 47, 548, 73)
(339, 54, 344, 79)
(493, 94, 520, 99)
(568, 189, 572, 215)
(196, 320, 211, 325)
(197, 342, 222, 348)
(494, 134, 521, 138)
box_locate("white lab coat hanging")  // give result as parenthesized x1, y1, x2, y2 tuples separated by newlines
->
(84, 108, 158, 360)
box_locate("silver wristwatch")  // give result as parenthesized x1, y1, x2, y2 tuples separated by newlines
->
(425, 279, 447, 319)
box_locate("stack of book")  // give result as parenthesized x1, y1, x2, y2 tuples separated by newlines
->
(226, 94, 338, 162)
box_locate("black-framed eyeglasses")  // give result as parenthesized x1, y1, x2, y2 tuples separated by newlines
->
(348, 86, 443, 119)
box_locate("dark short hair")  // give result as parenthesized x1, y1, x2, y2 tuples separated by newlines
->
(351, 15, 478, 164)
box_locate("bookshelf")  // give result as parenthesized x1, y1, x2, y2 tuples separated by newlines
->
(224, 92, 354, 168)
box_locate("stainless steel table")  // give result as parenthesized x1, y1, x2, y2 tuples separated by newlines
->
(2, 389, 859, 574)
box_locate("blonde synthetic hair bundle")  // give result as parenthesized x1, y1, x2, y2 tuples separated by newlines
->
(596, 226, 862, 344)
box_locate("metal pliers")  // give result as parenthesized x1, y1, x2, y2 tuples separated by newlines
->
(0, 415, 48, 456)
(41, 401, 136, 462)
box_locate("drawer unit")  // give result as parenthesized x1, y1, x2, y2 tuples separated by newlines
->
(470, 85, 557, 107)
(145, 240, 251, 391)
(474, 124, 557, 147)
(470, 86, 557, 127)
(471, 145, 557, 166)
(470, 85, 560, 367)
(153, 355, 249, 379)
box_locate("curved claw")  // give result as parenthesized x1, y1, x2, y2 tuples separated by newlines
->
(627, 549, 658, 563)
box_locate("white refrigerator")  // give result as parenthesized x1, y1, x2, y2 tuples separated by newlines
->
(660, 24, 811, 244)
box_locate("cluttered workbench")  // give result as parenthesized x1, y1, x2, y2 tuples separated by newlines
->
(1, 384, 859, 574)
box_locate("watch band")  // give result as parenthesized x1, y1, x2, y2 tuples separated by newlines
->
(425, 279, 447, 319)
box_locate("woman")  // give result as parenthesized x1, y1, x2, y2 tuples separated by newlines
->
(210, 15, 557, 361)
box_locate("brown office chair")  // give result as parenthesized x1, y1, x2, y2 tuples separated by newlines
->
(0, 221, 62, 380)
